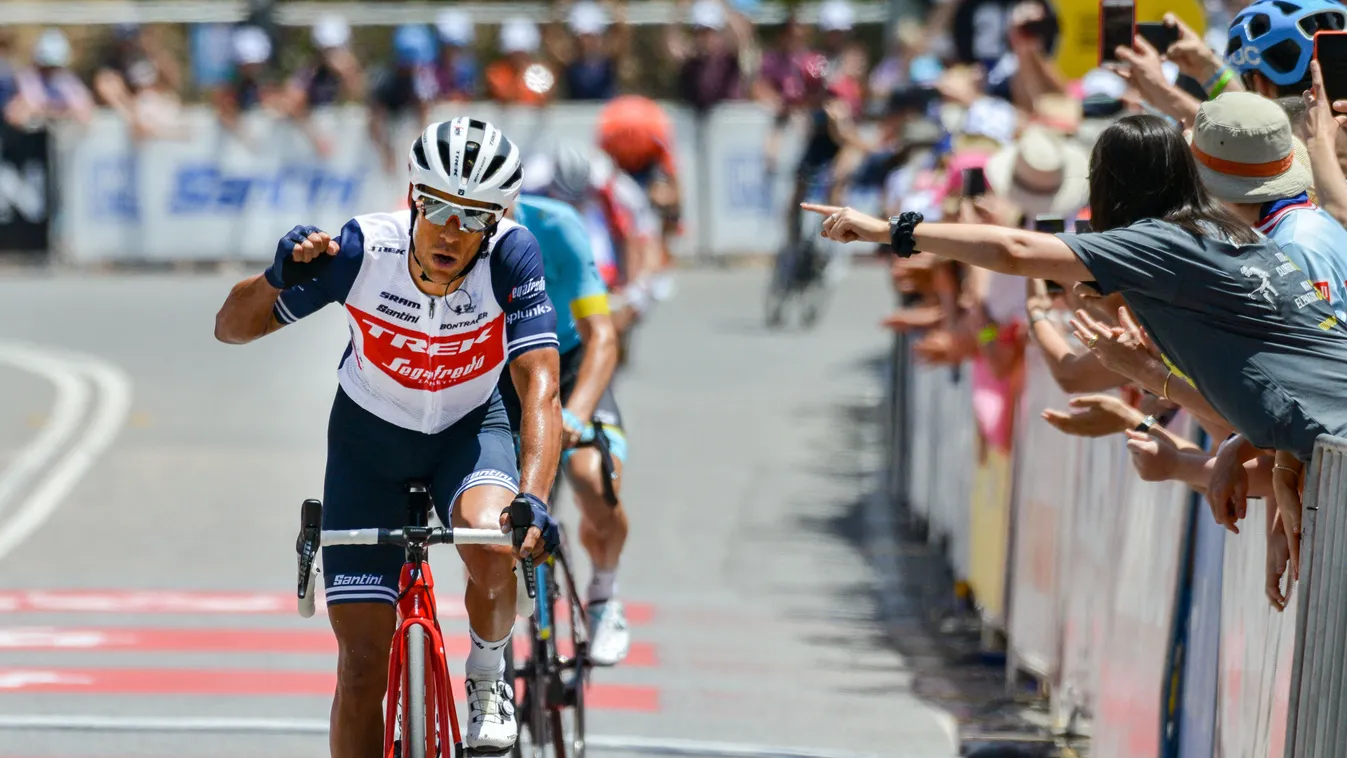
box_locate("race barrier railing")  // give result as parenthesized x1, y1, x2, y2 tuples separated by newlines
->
(47, 101, 867, 264)
(883, 331, 1347, 757)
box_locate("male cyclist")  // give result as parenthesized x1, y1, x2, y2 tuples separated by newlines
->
(1226, 0, 1346, 98)
(500, 191, 633, 666)
(214, 118, 560, 756)
(597, 95, 680, 296)
(535, 145, 660, 349)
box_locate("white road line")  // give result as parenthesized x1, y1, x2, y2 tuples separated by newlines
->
(0, 350, 89, 520)
(0, 714, 911, 758)
(0, 343, 132, 563)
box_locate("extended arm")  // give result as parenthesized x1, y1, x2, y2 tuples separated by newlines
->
(568, 312, 619, 422)
(510, 349, 562, 499)
(803, 203, 1095, 283)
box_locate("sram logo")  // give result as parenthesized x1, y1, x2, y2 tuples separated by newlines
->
(348, 305, 503, 391)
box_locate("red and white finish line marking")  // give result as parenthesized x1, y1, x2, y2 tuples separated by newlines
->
(0, 590, 655, 624)
(0, 668, 659, 711)
(0, 626, 658, 667)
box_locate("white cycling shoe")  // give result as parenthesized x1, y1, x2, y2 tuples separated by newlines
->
(464, 675, 517, 753)
(587, 600, 631, 666)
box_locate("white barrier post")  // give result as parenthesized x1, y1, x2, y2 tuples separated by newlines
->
(1286, 435, 1347, 758)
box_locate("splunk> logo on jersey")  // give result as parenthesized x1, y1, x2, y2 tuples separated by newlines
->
(349, 305, 504, 391)
(507, 301, 553, 326)
(509, 277, 546, 302)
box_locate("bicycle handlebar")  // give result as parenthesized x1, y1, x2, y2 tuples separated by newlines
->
(296, 499, 533, 619)
(317, 527, 514, 548)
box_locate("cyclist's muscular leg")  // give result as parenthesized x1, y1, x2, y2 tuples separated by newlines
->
(566, 449, 628, 571)
(566, 447, 632, 665)
(328, 603, 397, 758)
(453, 484, 518, 652)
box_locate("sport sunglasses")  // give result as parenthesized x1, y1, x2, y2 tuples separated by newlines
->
(414, 193, 500, 232)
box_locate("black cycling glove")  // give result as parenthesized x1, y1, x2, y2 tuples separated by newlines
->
(508, 493, 560, 556)
(265, 224, 336, 290)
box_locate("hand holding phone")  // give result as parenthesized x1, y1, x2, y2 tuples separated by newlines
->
(962, 166, 988, 197)
(1034, 214, 1066, 234)
(1137, 22, 1179, 54)
(1099, 0, 1136, 65)
(1315, 31, 1347, 108)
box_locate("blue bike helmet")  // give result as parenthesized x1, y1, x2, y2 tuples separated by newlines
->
(393, 24, 436, 67)
(1227, 0, 1347, 88)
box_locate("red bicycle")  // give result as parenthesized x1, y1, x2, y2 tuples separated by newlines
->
(295, 483, 534, 758)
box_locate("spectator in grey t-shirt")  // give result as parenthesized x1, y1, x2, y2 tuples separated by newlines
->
(806, 114, 1347, 462)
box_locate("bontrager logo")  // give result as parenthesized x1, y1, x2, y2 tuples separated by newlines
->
(1227, 45, 1262, 67)
(509, 277, 546, 302)
(441, 311, 489, 331)
(377, 303, 418, 324)
(380, 291, 420, 309)
(332, 574, 382, 586)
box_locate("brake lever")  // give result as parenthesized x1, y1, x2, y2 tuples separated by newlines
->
(507, 498, 538, 600)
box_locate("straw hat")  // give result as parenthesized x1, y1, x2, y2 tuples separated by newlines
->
(1190, 91, 1313, 204)
(984, 124, 1090, 217)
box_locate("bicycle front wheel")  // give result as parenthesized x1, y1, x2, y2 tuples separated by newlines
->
(403, 624, 428, 758)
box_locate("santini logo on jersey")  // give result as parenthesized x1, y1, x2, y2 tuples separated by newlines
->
(349, 305, 504, 391)
(509, 277, 546, 302)
(377, 304, 417, 324)
(507, 302, 553, 326)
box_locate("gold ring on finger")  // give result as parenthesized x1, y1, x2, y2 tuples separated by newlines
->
(1087, 336, 1098, 348)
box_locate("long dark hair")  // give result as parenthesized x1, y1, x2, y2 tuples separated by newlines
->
(1088, 115, 1259, 245)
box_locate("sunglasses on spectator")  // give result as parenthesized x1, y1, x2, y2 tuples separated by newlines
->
(413, 192, 500, 232)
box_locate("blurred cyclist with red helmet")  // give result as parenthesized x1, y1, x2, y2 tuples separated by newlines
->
(596, 95, 680, 302)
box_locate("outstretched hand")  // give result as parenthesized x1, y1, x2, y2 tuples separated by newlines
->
(801, 203, 889, 244)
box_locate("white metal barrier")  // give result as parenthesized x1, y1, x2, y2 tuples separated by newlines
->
(52, 101, 825, 263)
(888, 339, 1343, 757)
(1286, 435, 1347, 758)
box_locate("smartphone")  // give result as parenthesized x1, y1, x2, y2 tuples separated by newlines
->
(1099, 0, 1136, 65)
(1034, 214, 1066, 234)
(1137, 21, 1179, 53)
(961, 166, 987, 197)
(1315, 31, 1347, 108)
(1075, 218, 1092, 233)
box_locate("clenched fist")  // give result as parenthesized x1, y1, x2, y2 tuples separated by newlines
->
(265, 225, 340, 290)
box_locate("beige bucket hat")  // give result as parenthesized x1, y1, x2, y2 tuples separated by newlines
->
(984, 124, 1091, 218)
(1190, 91, 1313, 204)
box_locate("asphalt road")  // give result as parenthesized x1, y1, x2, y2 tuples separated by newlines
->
(0, 265, 957, 758)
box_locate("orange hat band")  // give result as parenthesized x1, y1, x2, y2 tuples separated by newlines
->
(1191, 143, 1293, 178)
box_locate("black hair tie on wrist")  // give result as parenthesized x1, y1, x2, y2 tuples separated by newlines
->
(889, 211, 924, 258)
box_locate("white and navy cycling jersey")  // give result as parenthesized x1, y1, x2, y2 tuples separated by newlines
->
(272, 211, 559, 434)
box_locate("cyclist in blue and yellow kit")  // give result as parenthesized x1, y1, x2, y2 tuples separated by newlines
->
(500, 193, 632, 666)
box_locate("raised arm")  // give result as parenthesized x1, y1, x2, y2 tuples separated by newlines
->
(214, 223, 361, 344)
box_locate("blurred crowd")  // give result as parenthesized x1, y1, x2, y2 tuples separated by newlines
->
(0, 0, 882, 134)
(844, 0, 1347, 614)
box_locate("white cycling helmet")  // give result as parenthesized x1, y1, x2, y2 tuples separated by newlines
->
(549, 145, 597, 205)
(408, 117, 523, 228)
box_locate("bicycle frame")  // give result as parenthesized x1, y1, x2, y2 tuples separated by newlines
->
(383, 555, 460, 758)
